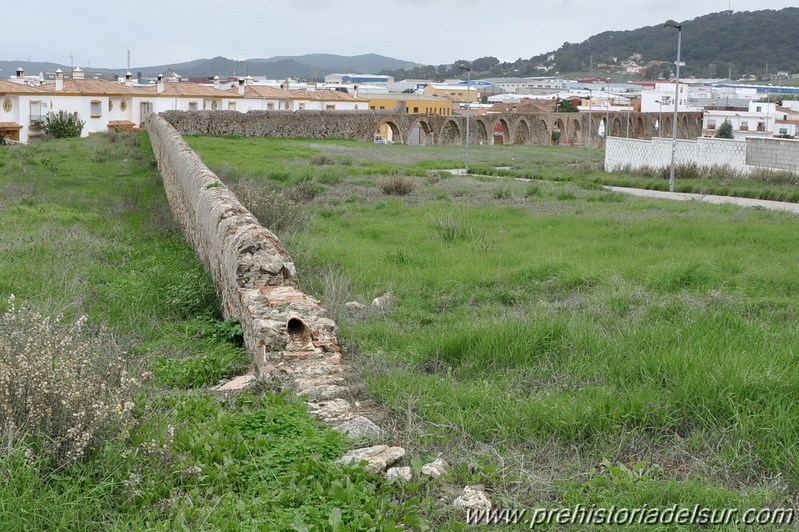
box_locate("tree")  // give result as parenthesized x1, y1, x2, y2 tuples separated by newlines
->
(42, 110, 85, 139)
(556, 99, 580, 113)
(715, 119, 734, 139)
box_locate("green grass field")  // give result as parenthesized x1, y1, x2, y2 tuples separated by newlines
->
(4, 132, 798, 530)
(187, 136, 799, 525)
(0, 134, 424, 530)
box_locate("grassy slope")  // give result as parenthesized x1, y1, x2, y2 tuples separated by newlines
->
(0, 135, 422, 530)
(187, 137, 799, 521)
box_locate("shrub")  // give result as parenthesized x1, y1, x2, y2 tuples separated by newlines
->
(551, 130, 561, 145)
(0, 296, 142, 465)
(493, 185, 512, 199)
(378, 175, 416, 196)
(42, 110, 85, 139)
(425, 169, 443, 184)
(228, 179, 309, 237)
(309, 153, 335, 166)
(715, 120, 734, 139)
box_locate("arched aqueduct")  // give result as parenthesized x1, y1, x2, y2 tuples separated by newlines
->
(376, 111, 703, 146)
(162, 108, 704, 147)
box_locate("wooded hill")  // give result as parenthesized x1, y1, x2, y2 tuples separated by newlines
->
(381, 8, 799, 81)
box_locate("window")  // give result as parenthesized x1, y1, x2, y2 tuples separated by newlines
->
(120, 100, 128, 112)
(756, 106, 762, 112)
(370, 106, 376, 110)
(298, 102, 305, 110)
(354, 105, 359, 110)
(379, 106, 385, 110)
(108, 100, 114, 112)
(413, 107, 419, 113)
(90, 100, 102, 118)
(267, 103, 275, 110)
(228, 102, 236, 111)
(29, 101, 42, 125)
(188, 101, 198, 111)
(211, 100, 218, 111)
(326, 104, 335, 110)
(757, 122, 766, 132)
(707, 119, 716, 130)
(740, 121, 749, 131)
(2, 98, 11, 113)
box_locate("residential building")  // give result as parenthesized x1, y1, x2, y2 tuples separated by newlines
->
(422, 84, 480, 103)
(367, 93, 452, 115)
(702, 102, 778, 139)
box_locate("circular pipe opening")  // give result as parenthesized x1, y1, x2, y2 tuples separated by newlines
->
(286, 317, 311, 349)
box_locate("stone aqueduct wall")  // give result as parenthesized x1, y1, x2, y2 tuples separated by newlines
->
(605, 136, 799, 175)
(162, 109, 703, 146)
(145, 114, 348, 402)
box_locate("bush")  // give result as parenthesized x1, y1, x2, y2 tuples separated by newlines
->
(0, 296, 142, 465)
(228, 179, 309, 237)
(309, 153, 335, 166)
(715, 120, 734, 139)
(42, 110, 85, 139)
(378, 175, 416, 196)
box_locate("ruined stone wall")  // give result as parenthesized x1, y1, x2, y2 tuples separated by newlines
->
(145, 114, 344, 394)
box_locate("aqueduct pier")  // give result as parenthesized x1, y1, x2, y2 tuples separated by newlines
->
(162, 109, 703, 147)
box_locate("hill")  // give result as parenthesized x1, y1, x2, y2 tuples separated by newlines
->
(380, 8, 799, 81)
(0, 53, 419, 81)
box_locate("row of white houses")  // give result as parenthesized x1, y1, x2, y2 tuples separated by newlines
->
(1, 69, 367, 143)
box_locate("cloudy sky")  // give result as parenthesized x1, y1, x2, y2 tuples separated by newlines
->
(5, 0, 796, 68)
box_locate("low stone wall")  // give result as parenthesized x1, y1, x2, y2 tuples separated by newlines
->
(145, 114, 349, 405)
(603, 136, 794, 175)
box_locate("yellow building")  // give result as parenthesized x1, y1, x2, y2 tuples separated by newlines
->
(422, 84, 480, 104)
(367, 93, 453, 116)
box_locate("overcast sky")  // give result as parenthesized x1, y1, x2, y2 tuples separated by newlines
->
(5, 0, 796, 68)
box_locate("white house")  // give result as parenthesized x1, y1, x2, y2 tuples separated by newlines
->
(640, 82, 699, 114)
(702, 102, 778, 139)
(0, 79, 51, 142)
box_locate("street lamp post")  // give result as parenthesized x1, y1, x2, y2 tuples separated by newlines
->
(665, 20, 682, 192)
(588, 88, 593, 147)
(459, 65, 472, 174)
(655, 99, 663, 136)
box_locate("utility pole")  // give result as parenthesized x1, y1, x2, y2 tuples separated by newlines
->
(458, 65, 472, 174)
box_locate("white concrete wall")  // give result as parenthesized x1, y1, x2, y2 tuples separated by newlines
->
(606, 136, 799, 175)
(605, 136, 750, 173)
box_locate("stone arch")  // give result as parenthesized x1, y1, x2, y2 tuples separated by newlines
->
(663, 115, 673, 136)
(634, 116, 644, 138)
(376, 120, 401, 143)
(681, 115, 689, 138)
(439, 119, 462, 144)
(493, 118, 511, 145)
(408, 119, 434, 145)
(474, 119, 490, 145)
(531, 119, 549, 145)
(513, 119, 530, 145)
(570, 118, 583, 145)
(552, 118, 566, 145)
(611, 117, 623, 137)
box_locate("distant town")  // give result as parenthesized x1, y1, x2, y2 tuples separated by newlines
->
(2, 60, 799, 145)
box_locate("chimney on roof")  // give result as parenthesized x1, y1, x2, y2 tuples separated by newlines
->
(213, 75, 220, 89)
(238, 78, 245, 96)
(245, 75, 253, 86)
(353, 84, 359, 98)
(125, 71, 133, 87)
(156, 73, 164, 94)
(55, 69, 64, 91)
(72, 67, 84, 80)
(16, 67, 24, 78)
